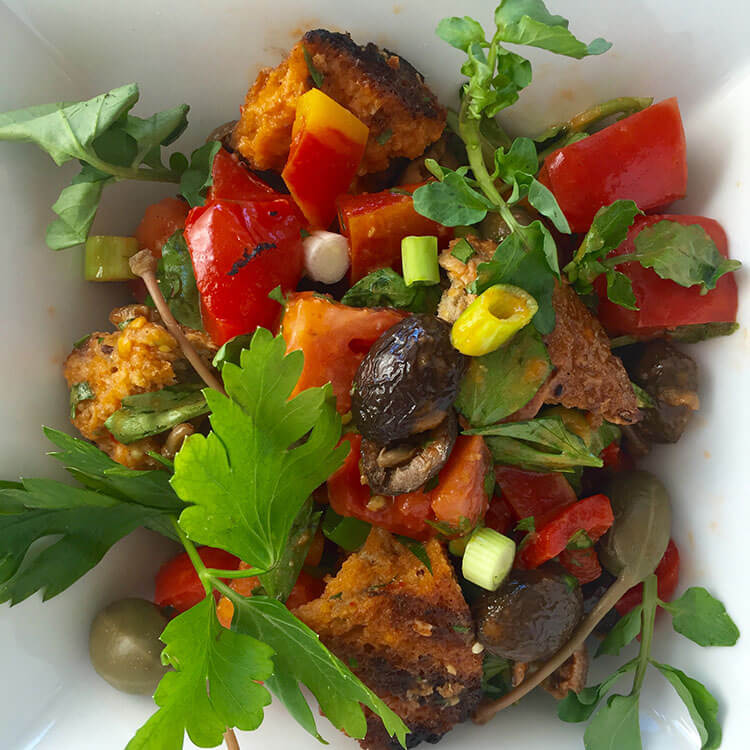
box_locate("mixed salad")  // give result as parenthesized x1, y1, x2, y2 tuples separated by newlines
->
(0, 3, 743, 750)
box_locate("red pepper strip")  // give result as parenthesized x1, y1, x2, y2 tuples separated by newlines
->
(155, 547, 240, 613)
(485, 495, 515, 536)
(615, 538, 680, 616)
(538, 98, 686, 232)
(184, 198, 305, 346)
(516, 494, 614, 570)
(599, 442, 635, 473)
(208, 148, 276, 202)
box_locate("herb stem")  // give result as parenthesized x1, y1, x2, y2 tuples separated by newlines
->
(83, 154, 181, 184)
(171, 517, 212, 596)
(631, 573, 658, 694)
(205, 567, 266, 580)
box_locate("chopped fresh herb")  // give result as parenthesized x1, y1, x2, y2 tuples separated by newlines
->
(329, 592, 343, 600)
(566, 528, 593, 550)
(515, 516, 535, 533)
(268, 284, 287, 306)
(302, 46, 324, 87)
(152, 230, 203, 329)
(481, 652, 512, 699)
(632, 382, 655, 409)
(562, 573, 579, 592)
(452, 624, 471, 633)
(300, 227, 311, 238)
(450, 237, 476, 263)
(69, 381, 95, 418)
(212, 333, 254, 371)
(394, 535, 433, 574)
(322, 507, 371, 552)
(376, 128, 393, 145)
(73, 334, 91, 349)
(341, 267, 441, 314)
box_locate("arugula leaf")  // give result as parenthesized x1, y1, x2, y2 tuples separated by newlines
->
(583, 693, 641, 750)
(179, 141, 222, 207)
(660, 587, 740, 647)
(650, 661, 722, 750)
(227, 591, 409, 746)
(468, 417, 603, 472)
(154, 230, 203, 329)
(436, 16, 487, 50)
(451, 237, 476, 263)
(494, 0, 611, 58)
(341, 268, 441, 314)
(69, 381, 95, 418)
(596, 605, 643, 657)
(173, 329, 348, 571)
(605, 269, 638, 310)
(558, 659, 637, 722)
(127, 596, 274, 750)
(628, 221, 741, 294)
(455, 324, 551, 426)
(322, 507, 372, 552)
(412, 167, 494, 226)
(104, 385, 209, 444)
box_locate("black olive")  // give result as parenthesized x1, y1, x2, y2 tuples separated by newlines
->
(630, 341, 699, 444)
(473, 564, 583, 662)
(351, 315, 466, 445)
(360, 410, 458, 494)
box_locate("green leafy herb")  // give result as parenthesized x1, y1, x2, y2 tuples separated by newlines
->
(662, 321, 739, 344)
(302, 46, 324, 87)
(394, 535, 433, 573)
(481, 652, 512, 698)
(322, 507, 371, 552)
(268, 284, 288, 306)
(515, 516, 535, 532)
(566, 529, 593, 550)
(584, 693, 642, 749)
(179, 141, 222, 207)
(660, 587, 740, 647)
(596, 605, 643, 657)
(212, 334, 254, 371)
(467, 417, 603, 472)
(69, 381, 95, 418)
(558, 660, 637, 722)
(451, 237, 476, 263)
(455, 324, 551, 426)
(126, 596, 274, 750)
(376, 128, 393, 145)
(412, 164, 494, 226)
(341, 267, 441, 314)
(153, 230, 203, 329)
(173, 329, 348, 571)
(104, 385, 209, 444)
(632, 383, 655, 410)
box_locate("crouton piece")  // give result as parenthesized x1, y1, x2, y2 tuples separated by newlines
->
(231, 30, 446, 175)
(437, 237, 495, 324)
(293, 528, 482, 750)
(544, 282, 640, 424)
(63, 307, 215, 469)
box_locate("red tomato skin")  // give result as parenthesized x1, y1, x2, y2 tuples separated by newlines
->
(517, 494, 614, 570)
(282, 293, 405, 413)
(154, 547, 240, 613)
(558, 546, 603, 585)
(208, 148, 276, 202)
(616, 539, 680, 616)
(485, 496, 515, 535)
(599, 442, 635, 473)
(494, 465, 577, 528)
(135, 196, 189, 257)
(539, 98, 687, 232)
(285, 571, 326, 609)
(595, 214, 738, 334)
(184, 199, 305, 346)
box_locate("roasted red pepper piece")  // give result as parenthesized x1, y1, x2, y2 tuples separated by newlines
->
(485, 495, 515, 536)
(135, 196, 189, 258)
(558, 546, 603, 585)
(155, 547, 240, 613)
(516, 494, 614, 570)
(538, 98, 687, 232)
(616, 538, 680, 616)
(595, 214, 738, 334)
(184, 198, 305, 346)
(281, 292, 405, 413)
(494, 465, 577, 527)
(337, 185, 453, 282)
(282, 89, 369, 228)
(208, 147, 276, 202)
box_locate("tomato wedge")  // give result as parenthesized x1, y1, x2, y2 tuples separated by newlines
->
(135, 196, 189, 257)
(494, 466, 577, 527)
(281, 292, 404, 413)
(595, 214, 738, 334)
(539, 98, 687, 232)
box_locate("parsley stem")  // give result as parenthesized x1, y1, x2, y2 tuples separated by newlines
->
(171, 517, 212, 597)
(205, 567, 266, 579)
(632, 573, 658, 694)
(82, 154, 181, 184)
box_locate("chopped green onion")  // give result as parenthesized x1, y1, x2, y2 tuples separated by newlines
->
(401, 235, 439, 287)
(462, 527, 516, 591)
(84, 236, 139, 281)
(322, 508, 371, 551)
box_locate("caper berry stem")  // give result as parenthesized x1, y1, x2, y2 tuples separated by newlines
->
(473, 572, 633, 722)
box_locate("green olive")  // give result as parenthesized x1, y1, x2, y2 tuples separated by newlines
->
(598, 470, 672, 585)
(89, 598, 168, 694)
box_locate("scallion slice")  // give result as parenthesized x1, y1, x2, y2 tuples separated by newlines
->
(401, 235, 439, 287)
(84, 236, 139, 281)
(462, 527, 516, 591)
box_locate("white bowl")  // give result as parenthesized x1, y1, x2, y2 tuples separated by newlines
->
(1, 1, 748, 749)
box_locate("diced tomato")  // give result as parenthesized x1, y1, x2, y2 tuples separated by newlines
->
(155, 547, 240, 613)
(599, 442, 634, 473)
(485, 495, 515, 535)
(208, 148, 276, 202)
(494, 465, 577, 527)
(558, 546, 602, 584)
(539, 98, 687, 232)
(616, 538, 680, 616)
(327, 434, 490, 540)
(184, 198, 305, 345)
(338, 185, 453, 282)
(285, 571, 326, 609)
(135, 196, 189, 257)
(595, 214, 738, 334)
(281, 292, 404, 413)
(517, 494, 614, 570)
(282, 89, 369, 228)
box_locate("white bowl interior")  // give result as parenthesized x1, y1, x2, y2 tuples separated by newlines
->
(1, 1, 748, 749)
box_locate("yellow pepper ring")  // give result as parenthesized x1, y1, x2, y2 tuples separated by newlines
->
(451, 284, 539, 357)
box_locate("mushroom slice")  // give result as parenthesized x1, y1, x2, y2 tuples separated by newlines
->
(360, 411, 458, 495)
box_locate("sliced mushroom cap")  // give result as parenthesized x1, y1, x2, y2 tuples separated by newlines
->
(352, 315, 466, 445)
(360, 411, 458, 495)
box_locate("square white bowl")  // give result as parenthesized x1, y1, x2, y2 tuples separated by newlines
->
(0, 1, 748, 749)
